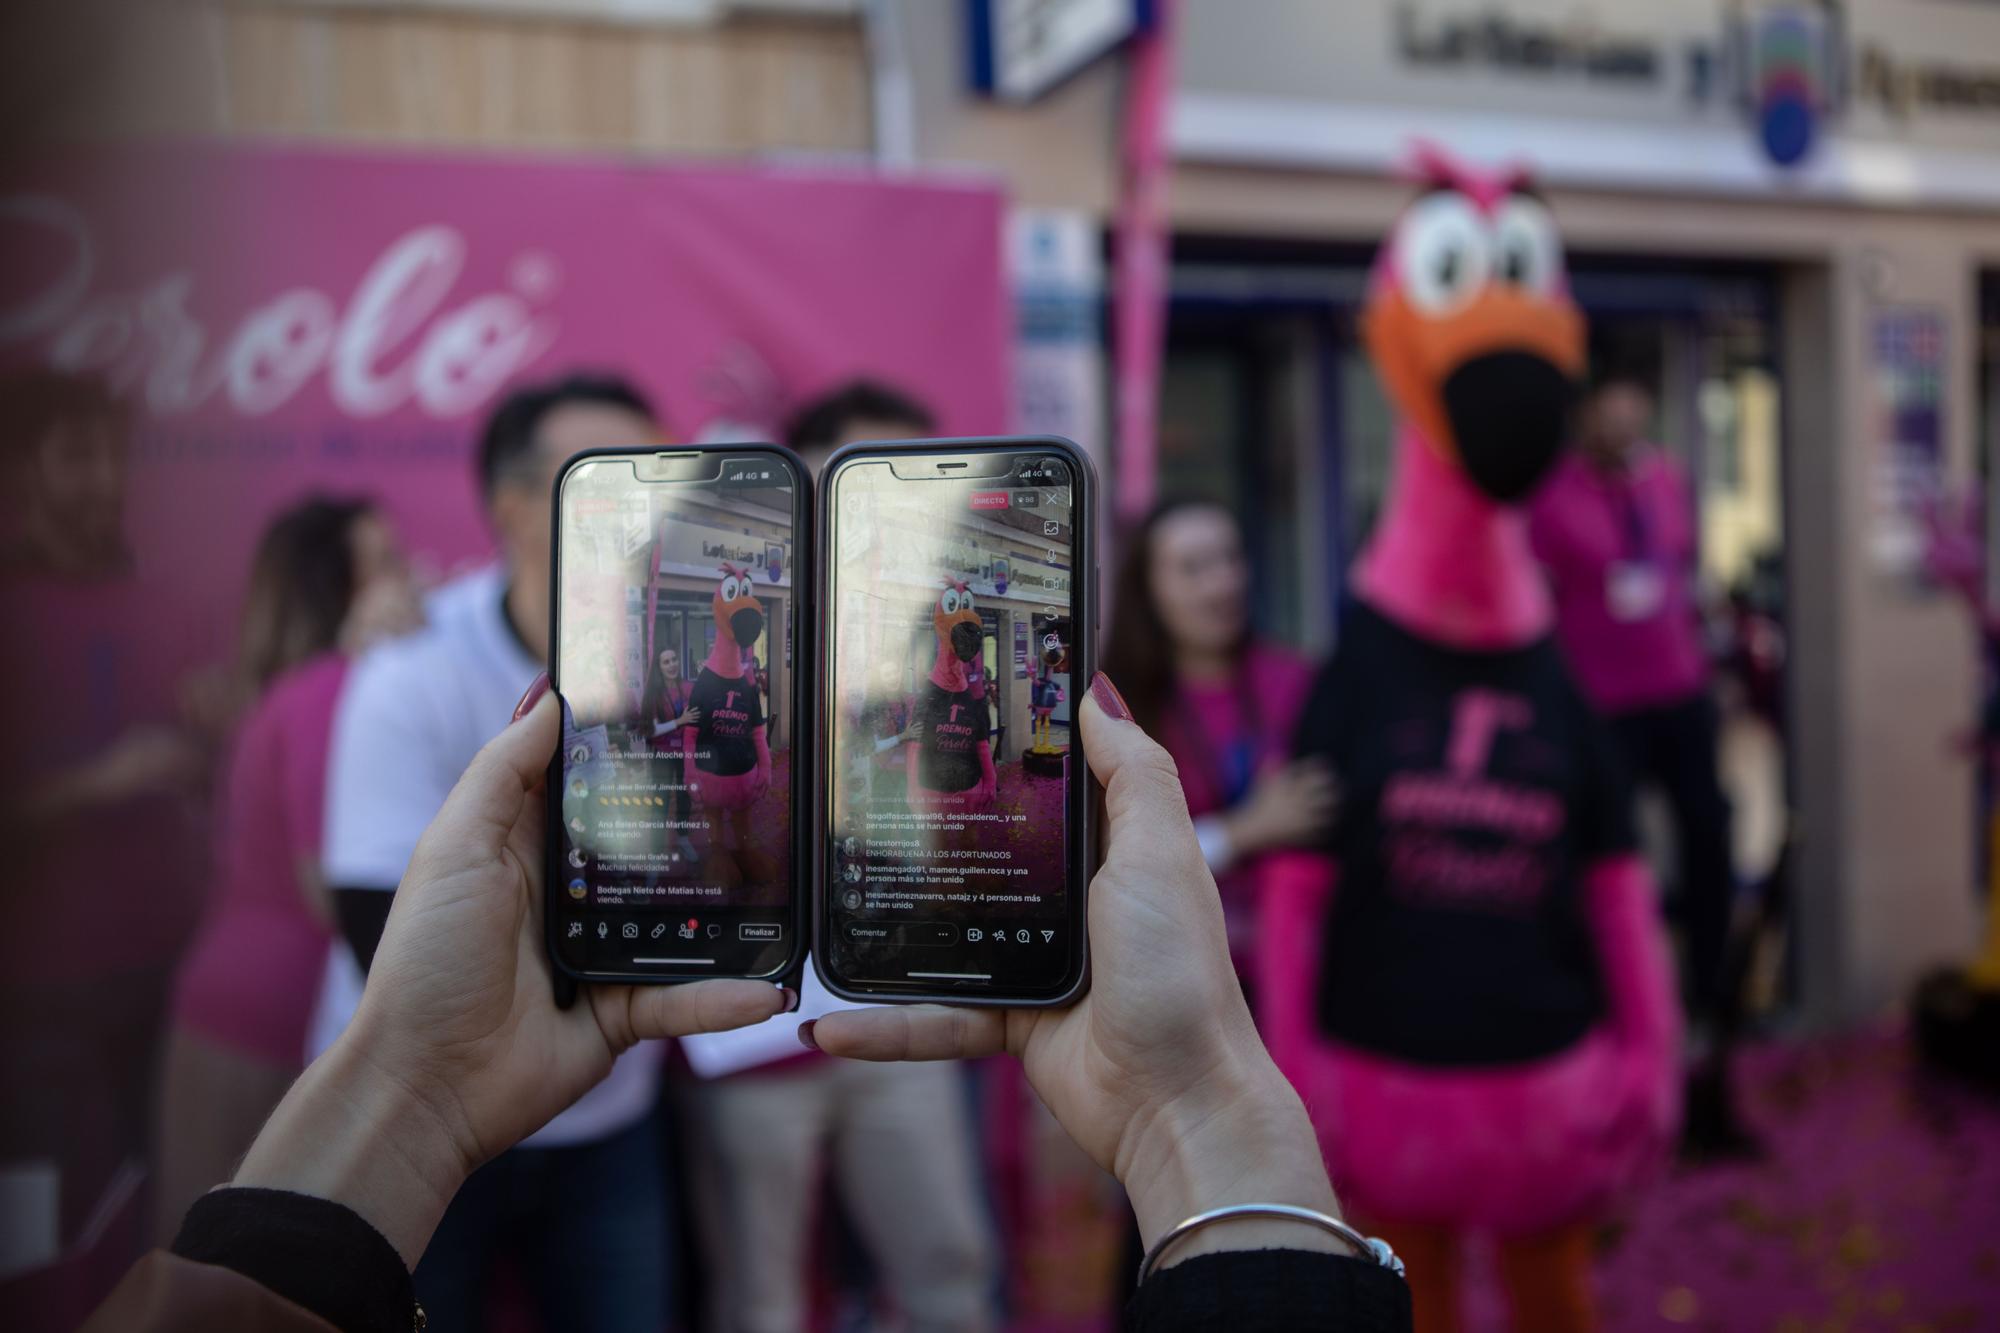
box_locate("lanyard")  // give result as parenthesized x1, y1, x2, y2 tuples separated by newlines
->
(1613, 470, 1656, 565)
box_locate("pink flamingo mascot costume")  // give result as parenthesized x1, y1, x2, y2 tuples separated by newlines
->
(686, 562, 775, 886)
(907, 578, 998, 813)
(1258, 148, 1680, 1333)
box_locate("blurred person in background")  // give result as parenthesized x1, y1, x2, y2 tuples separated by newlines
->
(0, 370, 207, 1296)
(1102, 500, 1333, 988)
(785, 378, 936, 472)
(153, 494, 420, 1241)
(1527, 371, 1747, 1153)
(314, 372, 672, 1333)
(673, 381, 994, 1333)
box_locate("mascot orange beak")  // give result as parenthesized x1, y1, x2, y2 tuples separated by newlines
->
(1362, 192, 1586, 503)
(713, 565, 765, 649)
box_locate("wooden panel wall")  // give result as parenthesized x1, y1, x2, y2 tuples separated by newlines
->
(208, 2, 873, 154)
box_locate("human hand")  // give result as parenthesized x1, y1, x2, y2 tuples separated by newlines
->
(338, 576, 425, 656)
(1225, 758, 1339, 856)
(235, 680, 791, 1265)
(84, 725, 204, 805)
(903, 720, 923, 742)
(807, 676, 1344, 1265)
(683, 706, 702, 726)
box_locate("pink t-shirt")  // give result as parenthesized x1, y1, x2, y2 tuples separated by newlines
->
(170, 654, 346, 1065)
(1159, 643, 1316, 959)
(0, 573, 210, 983)
(1528, 449, 1709, 715)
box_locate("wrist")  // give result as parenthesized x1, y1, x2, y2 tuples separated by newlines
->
(1120, 1051, 1344, 1266)
(232, 1035, 469, 1267)
(1220, 807, 1267, 858)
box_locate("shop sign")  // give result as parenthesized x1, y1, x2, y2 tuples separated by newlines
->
(1868, 307, 1946, 576)
(968, 0, 1156, 102)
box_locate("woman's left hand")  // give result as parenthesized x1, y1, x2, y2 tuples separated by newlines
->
(233, 683, 792, 1265)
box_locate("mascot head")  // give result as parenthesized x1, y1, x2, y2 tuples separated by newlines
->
(933, 579, 983, 664)
(1362, 143, 1585, 504)
(713, 562, 765, 649)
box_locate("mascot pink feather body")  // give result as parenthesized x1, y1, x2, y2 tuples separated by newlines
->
(1260, 147, 1679, 1237)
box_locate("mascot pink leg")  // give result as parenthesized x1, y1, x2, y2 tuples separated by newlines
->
(1260, 145, 1679, 1333)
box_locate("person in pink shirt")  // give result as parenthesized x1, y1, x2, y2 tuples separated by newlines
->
(1529, 373, 1743, 1153)
(154, 496, 420, 1238)
(1102, 499, 1333, 985)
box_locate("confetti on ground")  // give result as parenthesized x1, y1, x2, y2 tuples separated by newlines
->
(1589, 1030, 2000, 1333)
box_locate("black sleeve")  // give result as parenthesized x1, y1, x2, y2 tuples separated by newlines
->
(172, 1187, 417, 1333)
(1292, 655, 1341, 764)
(1127, 1249, 1412, 1333)
(1573, 695, 1639, 861)
(333, 887, 394, 973)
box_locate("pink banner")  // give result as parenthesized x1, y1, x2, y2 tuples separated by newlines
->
(0, 143, 1010, 691)
(1111, 0, 1176, 525)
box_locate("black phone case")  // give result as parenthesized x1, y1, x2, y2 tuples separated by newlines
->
(545, 443, 812, 986)
(810, 436, 1097, 1007)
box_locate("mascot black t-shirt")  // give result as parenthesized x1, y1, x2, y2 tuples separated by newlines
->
(917, 684, 983, 792)
(689, 670, 762, 777)
(1295, 601, 1636, 1067)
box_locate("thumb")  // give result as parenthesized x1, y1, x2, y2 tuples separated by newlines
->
(1078, 673, 1197, 840)
(420, 688, 559, 853)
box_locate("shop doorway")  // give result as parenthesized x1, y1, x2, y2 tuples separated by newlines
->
(1162, 245, 1786, 648)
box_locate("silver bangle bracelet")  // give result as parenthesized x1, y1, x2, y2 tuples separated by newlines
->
(1136, 1203, 1406, 1287)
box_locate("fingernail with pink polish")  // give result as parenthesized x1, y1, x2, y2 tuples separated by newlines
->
(778, 987, 800, 1015)
(797, 1019, 819, 1051)
(1089, 671, 1132, 722)
(513, 672, 551, 721)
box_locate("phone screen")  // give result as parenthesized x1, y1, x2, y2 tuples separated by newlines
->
(551, 451, 800, 980)
(824, 450, 1084, 998)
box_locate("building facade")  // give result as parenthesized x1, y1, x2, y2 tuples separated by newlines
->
(84, 0, 2000, 1026)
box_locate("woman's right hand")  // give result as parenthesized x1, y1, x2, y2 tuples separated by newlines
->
(682, 707, 702, 727)
(1225, 757, 1339, 856)
(807, 677, 1347, 1266)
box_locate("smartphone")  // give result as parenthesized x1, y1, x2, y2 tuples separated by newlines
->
(816, 437, 1094, 1005)
(547, 445, 809, 983)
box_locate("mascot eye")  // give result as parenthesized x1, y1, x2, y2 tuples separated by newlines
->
(960, 591, 976, 611)
(720, 576, 740, 601)
(1491, 195, 1562, 297)
(941, 589, 961, 614)
(1394, 192, 1491, 315)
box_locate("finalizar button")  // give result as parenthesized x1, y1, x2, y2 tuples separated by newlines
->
(738, 923, 784, 941)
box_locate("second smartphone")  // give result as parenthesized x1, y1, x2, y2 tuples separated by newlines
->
(546, 445, 809, 983)
(815, 437, 1095, 1005)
